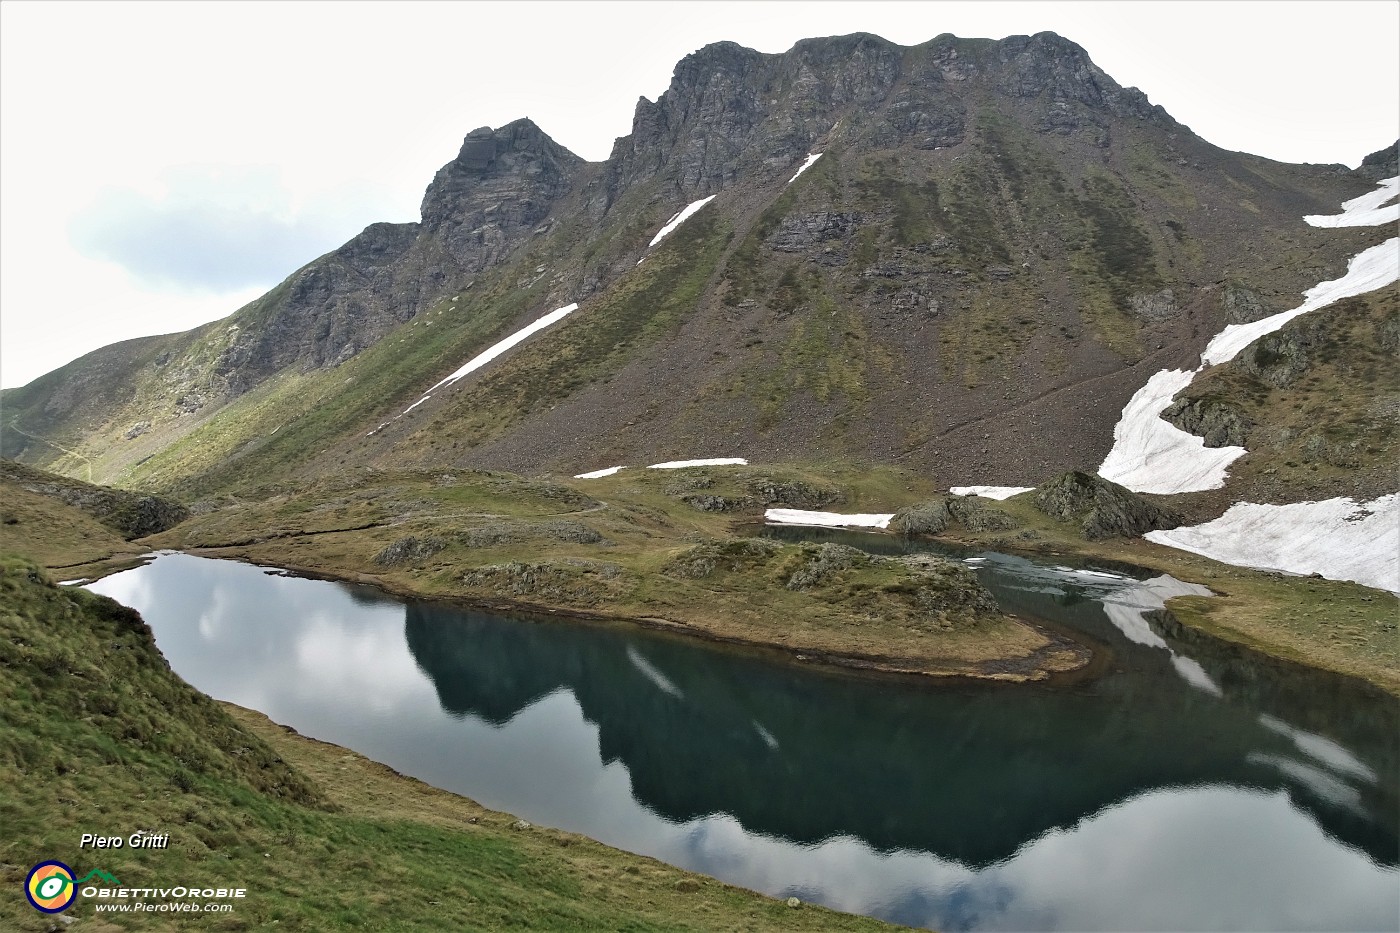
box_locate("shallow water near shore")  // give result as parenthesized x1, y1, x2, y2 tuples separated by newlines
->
(87, 545, 1399, 931)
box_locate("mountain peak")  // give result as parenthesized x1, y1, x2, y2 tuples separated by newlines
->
(421, 118, 583, 233)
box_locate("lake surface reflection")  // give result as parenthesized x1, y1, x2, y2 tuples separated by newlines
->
(88, 549, 1399, 931)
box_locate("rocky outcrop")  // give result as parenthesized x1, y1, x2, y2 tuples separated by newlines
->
(1161, 396, 1252, 448)
(212, 119, 586, 394)
(890, 495, 1021, 536)
(1128, 288, 1178, 321)
(1033, 471, 1181, 539)
(890, 500, 951, 536)
(419, 120, 584, 267)
(768, 213, 863, 252)
(0, 459, 188, 538)
(1357, 140, 1398, 181)
(374, 534, 447, 567)
(947, 496, 1022, 532)
(1221, 283, 1272, 325)
(891, 553, 1002, 620)
(663, 538, 781, 580)
(1232, 321, 1313, 388)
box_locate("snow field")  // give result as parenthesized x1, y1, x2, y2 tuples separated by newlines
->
(763, 509, 893, 529)
(647, 195, 717, 249)
(788, 153, 822, 184)
(1202, 237, 1399, 367)
(647, 458, 747, 469)
(949, 486, 1034, 500)
(1145, 494, 1400, 594)
(1099, 179, 1399, 495)
(1096, 368, 1248, 493)
(1303, 176, 1399, 228)
(573, 459, 748, 478)
(574, 466, 626, 479)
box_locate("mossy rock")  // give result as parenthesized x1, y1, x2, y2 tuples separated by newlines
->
(374, 535, 447, 566)
(890, 495, 1020, 535)
(889, 498, 952, 535)
(1033, 471, 1181, 539)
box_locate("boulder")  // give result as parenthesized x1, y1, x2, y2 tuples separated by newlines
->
(1033, 471, 1181, 539)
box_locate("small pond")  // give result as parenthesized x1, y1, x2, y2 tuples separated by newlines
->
(86, 540, 1399, 931)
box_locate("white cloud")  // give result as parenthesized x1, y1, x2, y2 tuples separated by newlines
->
(69, 165, 398, 291)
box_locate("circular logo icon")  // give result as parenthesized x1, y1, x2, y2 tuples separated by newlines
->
(25, 861, 77, 913)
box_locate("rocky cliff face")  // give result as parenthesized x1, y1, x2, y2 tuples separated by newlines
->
(211, 119, 589, 393)
(2, 31, 1384, 497)
(1358, 140, 1399, 180)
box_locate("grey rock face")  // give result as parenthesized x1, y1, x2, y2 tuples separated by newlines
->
(1233, 328, 1310, 388)
(1129, 288, 1178, 321)
(890, 495, 1020, 535)
(1357, 140, 1398, 180)
(947, 496, 1021, 531)
(682, 494, 755, 512)
(889, 499, 951, 536)
(419, 119, 585, 268)
(213, 120, 586, 395)
(0, 460, 188, 538)
(768, 212, 863, 252)
(374, 535, 447, 566)
(1033, 471, 1181, 539)
(177, 34, 1179, 404)
(1222, 283, 1270, 324)
(745, 479, 842, 509)
(1161, 397, 1252, 448)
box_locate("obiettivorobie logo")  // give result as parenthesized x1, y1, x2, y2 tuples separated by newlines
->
(24, 862, 120, 914)
(23, 859, 246, 915)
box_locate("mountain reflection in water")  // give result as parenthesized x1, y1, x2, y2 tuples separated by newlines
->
(88, 551, 1399, 931)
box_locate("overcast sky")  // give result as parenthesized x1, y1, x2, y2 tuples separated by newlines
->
(2, 1, 1396, 389)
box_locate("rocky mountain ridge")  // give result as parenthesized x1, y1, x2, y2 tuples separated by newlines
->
(2, 31, 1386, 501)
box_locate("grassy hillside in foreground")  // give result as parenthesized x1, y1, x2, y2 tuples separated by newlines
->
(0, 556, 894, 932)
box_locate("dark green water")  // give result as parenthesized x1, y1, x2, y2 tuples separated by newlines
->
(87, 543, 1399, 931)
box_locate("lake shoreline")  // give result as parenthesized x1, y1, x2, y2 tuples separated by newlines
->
(174, 543, 1101, 688)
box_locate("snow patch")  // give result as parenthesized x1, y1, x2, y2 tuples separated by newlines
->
(647, 458, 747, 469)
(764, 508, 893, 529)
(950, 485, 1033, 501)
(788, 153, 822, 184)
(1202, 237, 1399, 367)
(1144, 494, 1400, 594)
(425, 303, 579, 396)
(1303, 176, 1399, 228)
(647, 195, 716, 249)
(395, 303, 579, 417)
(1096, 368, 1247, 493)
(574, 466, 626, 479)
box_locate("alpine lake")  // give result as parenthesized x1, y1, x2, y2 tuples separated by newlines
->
(85, 527, 1399, 932)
